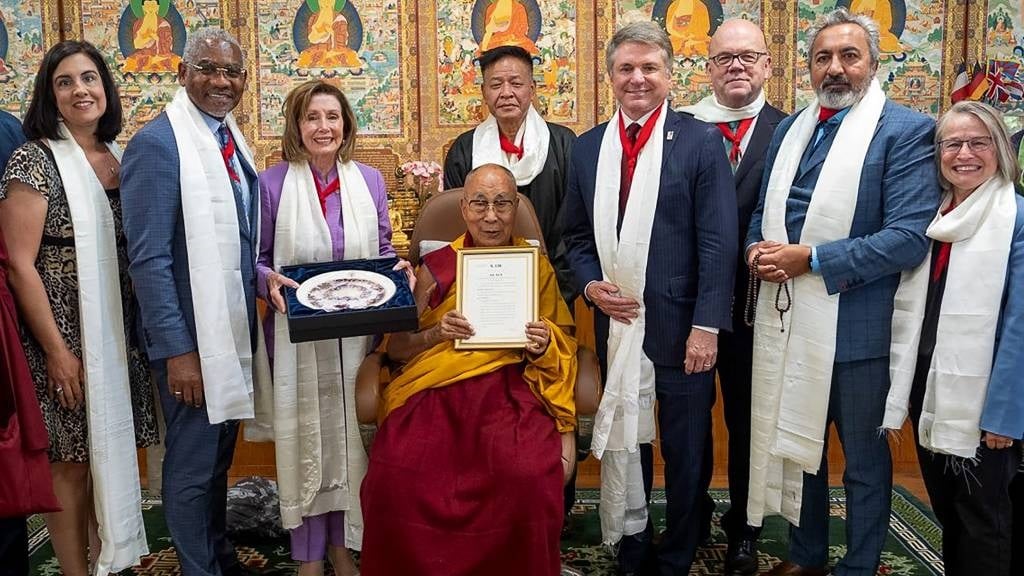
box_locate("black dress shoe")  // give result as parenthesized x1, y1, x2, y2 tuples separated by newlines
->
(561, 513, 575, 538)
(223, 564, 266, 576)
(724, 537, 759, 575)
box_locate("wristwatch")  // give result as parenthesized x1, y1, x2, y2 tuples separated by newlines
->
(807, 251, 813, 271)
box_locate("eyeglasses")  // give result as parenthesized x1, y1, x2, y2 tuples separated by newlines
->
(708, 51, 768, 68)
(185, 61, 246, 80)
(938, 137, 993, 154)
(465, 199, 516, 215)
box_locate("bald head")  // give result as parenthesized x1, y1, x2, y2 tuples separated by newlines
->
(464, 163, 517, 194)
(709, 19, 768, 55)
(707, 18, 772, 108)
(461, 163, 518, 247)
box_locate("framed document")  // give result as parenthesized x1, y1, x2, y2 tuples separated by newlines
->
(455, 246, 539, 350)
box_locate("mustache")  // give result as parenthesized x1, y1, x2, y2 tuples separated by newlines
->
(821, 75, 851, 89)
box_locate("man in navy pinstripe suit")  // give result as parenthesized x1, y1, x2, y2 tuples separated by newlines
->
(746, 9, 939, 576)
(121, 28, 258, 576)
(562, 21, 736, 576)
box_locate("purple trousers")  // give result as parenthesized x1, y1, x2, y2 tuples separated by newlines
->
(290, 511, 346, 562)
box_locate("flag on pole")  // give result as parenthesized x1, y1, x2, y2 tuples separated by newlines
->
(984, 60, 1024, 104)
(967, 61, 990, 101)
(950, 61, 970, 103)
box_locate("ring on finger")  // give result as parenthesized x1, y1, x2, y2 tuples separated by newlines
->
(56, 386, 64, 393)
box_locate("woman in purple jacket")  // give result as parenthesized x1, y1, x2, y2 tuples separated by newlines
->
(255, 79, 407, 576)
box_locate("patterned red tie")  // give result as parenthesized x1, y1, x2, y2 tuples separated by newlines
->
(218, 125, 241, 186)
(619, 123, 642, 215)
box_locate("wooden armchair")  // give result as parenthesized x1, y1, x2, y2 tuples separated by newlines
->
(354, 188, 602, 459)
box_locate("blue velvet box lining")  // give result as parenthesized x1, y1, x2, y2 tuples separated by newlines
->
(280, 257, 418, 343)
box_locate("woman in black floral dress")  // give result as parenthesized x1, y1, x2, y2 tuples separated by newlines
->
(0, 41, 156, 576)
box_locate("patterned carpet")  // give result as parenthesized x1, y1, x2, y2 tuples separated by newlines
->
(28, 488, 943, 575)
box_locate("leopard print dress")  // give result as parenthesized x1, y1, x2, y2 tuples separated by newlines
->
(0, 141, 158, 463)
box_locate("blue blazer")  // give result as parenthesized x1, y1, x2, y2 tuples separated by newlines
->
(0, 110, 24, 173)
(120, 112, 259, 362)
(980, 194, 1024, 439)
(746, 100, 940, 362)
(562, 107, 737, 372)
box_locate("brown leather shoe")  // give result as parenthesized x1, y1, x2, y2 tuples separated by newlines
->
(766, 560, 827, 576)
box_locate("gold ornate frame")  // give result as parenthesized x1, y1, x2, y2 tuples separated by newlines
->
(454, 246, 539, 350)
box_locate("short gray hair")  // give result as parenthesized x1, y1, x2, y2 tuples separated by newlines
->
(605, 21, 673, 74)
(806, 8, 880, 67)
(935, 101, 1021, 190)
(183, 27, 244, 65)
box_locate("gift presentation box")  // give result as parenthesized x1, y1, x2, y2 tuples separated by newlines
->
(281, 257, 418, 343)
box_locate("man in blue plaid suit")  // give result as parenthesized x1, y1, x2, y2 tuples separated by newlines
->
(121, 28, 258, 576)
(745, 9, 939, 576)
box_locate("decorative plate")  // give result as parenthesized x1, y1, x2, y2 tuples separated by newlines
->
(295, 270, 396, 312)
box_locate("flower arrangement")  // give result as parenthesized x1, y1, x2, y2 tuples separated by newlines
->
(399, 160, 444, 203)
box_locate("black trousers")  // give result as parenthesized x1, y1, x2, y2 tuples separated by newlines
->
(0, 517, 28, 576)
(910, 358, 1022, 576)
(708, 323, 760, 542)
(1012, 469, 1024, 575)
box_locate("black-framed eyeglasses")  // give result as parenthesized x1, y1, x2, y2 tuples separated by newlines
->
(185, 61, 246, 80)
(938, 137, 993, 154)
(708, 51, 768, 68)
(465, 199, 516, 215)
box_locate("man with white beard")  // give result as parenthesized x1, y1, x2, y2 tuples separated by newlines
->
(744, 9, 939, 576)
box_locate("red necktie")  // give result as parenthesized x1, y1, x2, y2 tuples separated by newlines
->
(931, 202, 958, 282)
(619, 106, 662, 216)
(818, 107, 841, 122)
(499, 132, 524, 159)
(218, 126, 241, 185)
(716, 117, 754, 165)
(314, 171, 340, 217)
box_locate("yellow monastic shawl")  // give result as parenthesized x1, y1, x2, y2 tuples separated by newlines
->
(382, 235, 577, 432)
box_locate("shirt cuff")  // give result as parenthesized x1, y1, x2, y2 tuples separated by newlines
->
(693, 325, 719, 335)
(744, 242, 759, 261)
(809, 246, 820, 273)
(583, 280, 599, 303)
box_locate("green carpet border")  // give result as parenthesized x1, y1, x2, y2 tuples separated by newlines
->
(29, 487, 943, 575)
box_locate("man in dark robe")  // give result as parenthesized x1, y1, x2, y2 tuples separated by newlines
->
(443, 45, 577, 304)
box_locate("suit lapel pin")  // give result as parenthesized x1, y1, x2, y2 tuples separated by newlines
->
(666, 131, 674, 140)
